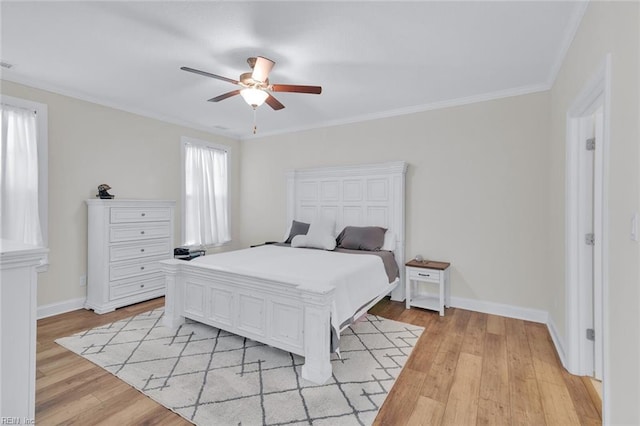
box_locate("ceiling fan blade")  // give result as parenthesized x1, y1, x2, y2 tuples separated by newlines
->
(181, 66, 238, 85)
(265, 94, 285, 110)
(251, 56, 275, 83)
(271, 84, 322, 94)
(208, 90, 240, 102)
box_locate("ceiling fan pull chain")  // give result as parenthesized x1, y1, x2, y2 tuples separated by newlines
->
(252, 107, 258, 134)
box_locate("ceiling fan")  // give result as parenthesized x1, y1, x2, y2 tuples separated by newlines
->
(181, 56, 322, 111)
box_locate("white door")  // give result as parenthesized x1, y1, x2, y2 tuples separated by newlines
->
(578, 108, 603, 381)
(565, 55, 609, 415)
(592, 106, 604, 381)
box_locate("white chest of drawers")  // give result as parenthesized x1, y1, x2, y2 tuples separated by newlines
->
(85, 199, 175, 314)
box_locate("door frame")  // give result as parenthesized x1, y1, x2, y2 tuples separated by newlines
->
(565, 54, 610, 415)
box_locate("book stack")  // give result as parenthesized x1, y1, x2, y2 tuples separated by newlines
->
(174, 247, 206, 261)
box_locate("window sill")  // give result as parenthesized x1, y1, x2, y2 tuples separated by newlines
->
(36, 254, 49, 273)
(181, 240, 232, 252)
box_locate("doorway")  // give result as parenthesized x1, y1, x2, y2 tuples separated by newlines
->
(566, 55, 611, 415)
(565, 55, 610, 415)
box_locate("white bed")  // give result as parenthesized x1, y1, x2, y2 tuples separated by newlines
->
(160, 161, 407, 384)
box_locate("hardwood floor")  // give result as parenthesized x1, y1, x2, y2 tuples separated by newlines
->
(369, 299, 601, 426)
(36, 297, 189, 425)
(35, 297, 601, 425)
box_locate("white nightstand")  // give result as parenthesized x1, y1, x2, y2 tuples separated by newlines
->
(405, 259, 451, 316)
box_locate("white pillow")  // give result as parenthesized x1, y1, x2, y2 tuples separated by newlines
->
(291, 234, 336, 250)
(309, 217, 336, 238)
(381, 231, 396, 251)
(290, 218, 336, 250)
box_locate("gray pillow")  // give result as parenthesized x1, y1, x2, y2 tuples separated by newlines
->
(336, 226, 387, 251)
(285, 220, 310, 244)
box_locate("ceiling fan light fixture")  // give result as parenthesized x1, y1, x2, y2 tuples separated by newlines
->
(240, 88, 269, 107)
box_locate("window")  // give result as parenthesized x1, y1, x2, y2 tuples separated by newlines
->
(0, 95, 48, 253)
(181, 137, 230, 248)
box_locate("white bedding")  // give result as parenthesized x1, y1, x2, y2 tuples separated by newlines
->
(190, 244, 393, 331)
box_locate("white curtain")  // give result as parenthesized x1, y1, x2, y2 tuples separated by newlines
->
(0, 104, 43, 246)
(184, 143, 230, 246)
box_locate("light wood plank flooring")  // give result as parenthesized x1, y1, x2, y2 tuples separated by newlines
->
(35, 297, 601, 425)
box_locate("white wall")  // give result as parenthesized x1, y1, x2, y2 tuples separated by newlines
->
(0, 80, 242, 309)
(547, 2, 639, 423)
(240, 92, 551, 313)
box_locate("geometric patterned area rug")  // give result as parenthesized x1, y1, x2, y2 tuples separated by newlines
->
(56, 308, 423, 426)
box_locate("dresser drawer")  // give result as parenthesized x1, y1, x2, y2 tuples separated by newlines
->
(109, 222, 171, 242)
(110, 207, 172, 223)
(408, 268, 441, 283)
(109, 255, 166, 281)
(110, 275, 165, 300)
(109, 239, 171, 262)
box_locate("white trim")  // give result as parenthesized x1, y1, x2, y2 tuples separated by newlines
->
(547, 316, 568, 368)
(180, 136, 232, 249)
(546, 1, 589, 87)
(449, 294, 567, 367)
(5, 72, 549, 142)
(37, 297, 86, 320)
(2, 74, 238, 140)
(564, 54, 611, 423)
(449, 295, 548, 324)
(0, 94, 49, 270)
(243, 83, 550, 141)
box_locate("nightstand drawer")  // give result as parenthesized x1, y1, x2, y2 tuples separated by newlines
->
(109, 222, 171, 242)
(408, 268, 441, 283)
(109, 239, 171, 262)
(110, 275, 164, 300)
(109, 255, 165, 281)
(110, 207, 172, 223)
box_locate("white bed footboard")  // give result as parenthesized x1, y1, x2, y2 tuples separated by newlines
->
(161, 259, 335, 384)
(161, 160, 407, 385)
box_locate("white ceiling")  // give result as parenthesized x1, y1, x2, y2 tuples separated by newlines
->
(1, 1, 586, 140)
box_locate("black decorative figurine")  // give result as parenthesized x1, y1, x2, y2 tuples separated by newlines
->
(96, 184, 115, 199)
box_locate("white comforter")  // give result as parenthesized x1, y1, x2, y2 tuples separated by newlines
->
(190, 245, 393, 330)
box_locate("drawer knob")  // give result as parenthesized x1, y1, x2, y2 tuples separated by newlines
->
(140, 231, 145, 235)
(140, 266, 145, 270)
(419, 273, 430, 277)
(140, 284, 145, 288)
(140, 248, 145, 252)
(141, 213, 146, 217)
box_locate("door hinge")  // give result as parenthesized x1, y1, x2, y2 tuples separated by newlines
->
(585, 233, 595, 245)
(586, 137, 596, 151)
(586, 328, 595, 341)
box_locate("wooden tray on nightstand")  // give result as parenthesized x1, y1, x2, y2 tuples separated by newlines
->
(405, 259, 450, 270)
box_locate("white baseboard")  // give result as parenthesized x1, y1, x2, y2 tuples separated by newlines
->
(39, 294, 567, 370)
(37, 297, 86, 320)
(448, 296, 568, 368)
(546, 316, 567, 368)
(449, 295, 549, 324)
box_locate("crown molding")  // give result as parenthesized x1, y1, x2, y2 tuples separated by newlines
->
(242, 82, 550, 141)
(3, 72, 550, 143)
(546, 1, 589, 88)
(1, 74, 242, 140)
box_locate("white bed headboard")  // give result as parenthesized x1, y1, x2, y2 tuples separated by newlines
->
(286, 161, 407, 300)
